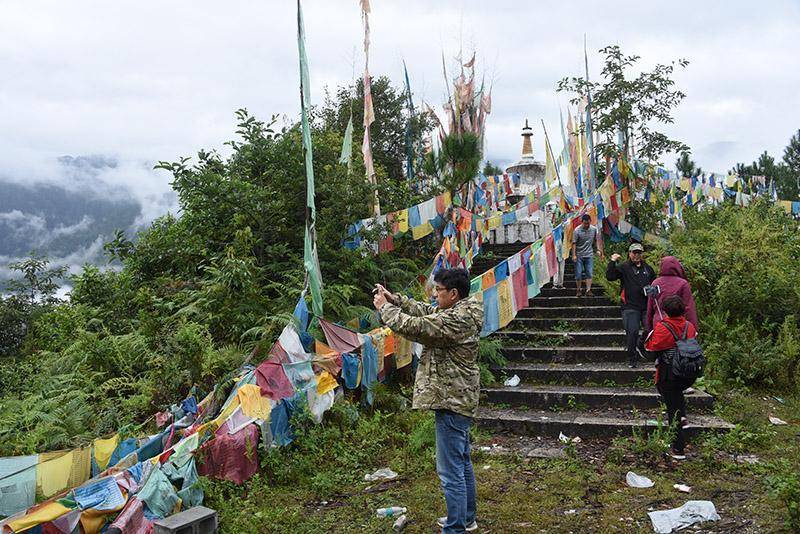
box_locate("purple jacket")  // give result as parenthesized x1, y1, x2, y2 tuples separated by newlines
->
(645, 256, 698, 332)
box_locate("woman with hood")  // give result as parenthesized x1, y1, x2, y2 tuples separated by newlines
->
(645, 256, 698, 333)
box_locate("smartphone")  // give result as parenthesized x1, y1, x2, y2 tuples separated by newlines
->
(643, 285, 660, 298)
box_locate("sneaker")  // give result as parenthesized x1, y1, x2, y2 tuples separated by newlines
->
(684, 387, 695, 394)
(576, 289, 583, 297)
(628, 361, 637, 369)
(669, 448, 686, 460)
(437, 517, 478, 531)
(585, 289, 594, 296)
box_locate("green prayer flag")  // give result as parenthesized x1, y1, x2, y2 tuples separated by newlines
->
(297, 0, 323, 316)
(339, 114, 353, 170)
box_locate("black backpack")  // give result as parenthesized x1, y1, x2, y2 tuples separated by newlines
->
(662, 322, 705, 381)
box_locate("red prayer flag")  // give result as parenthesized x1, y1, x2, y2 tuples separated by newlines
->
(545, 235, 557, 277)
(319, 318, 362, 353)
(255, 360, 294, 401)
(197, 424, 259, 485)
(511, 267, 528, 312)
(379, 234, 394, 253)
(435, 194, 446, 215)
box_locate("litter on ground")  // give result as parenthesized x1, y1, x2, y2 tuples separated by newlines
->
(364, 468, 398, 482)
(626, 471, 654, 488)
(648, 500, 720, 533)
(503, 374, 521, 387)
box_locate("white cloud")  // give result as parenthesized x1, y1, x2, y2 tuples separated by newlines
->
(0, 0, 796, 204)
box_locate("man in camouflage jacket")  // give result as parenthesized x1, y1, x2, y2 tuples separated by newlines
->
(374, 268, 483, 533)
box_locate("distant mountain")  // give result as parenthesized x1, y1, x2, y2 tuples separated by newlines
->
(0, 155, 175, 281)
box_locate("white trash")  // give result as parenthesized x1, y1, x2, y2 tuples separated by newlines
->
(626, 471, 654, 488)
(365, 468, 398, 482)
(673, 484, 692, 493)
(558, 432, 570, 443)
(392, 514, 408, 531)
(504, 374, 521, 387)
(376, 506, 407, 518)
(648, 500, 720, 533)
(769, 416, 788, 425)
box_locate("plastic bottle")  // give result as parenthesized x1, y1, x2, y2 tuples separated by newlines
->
(376, 506, 407, 518)
(392, 514, 408, 531)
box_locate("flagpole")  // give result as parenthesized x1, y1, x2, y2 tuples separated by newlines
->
(584, 34, 597, 194)
(541, 119, 563, 191)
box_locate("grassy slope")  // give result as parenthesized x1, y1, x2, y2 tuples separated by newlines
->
(202, 391, 799, 533)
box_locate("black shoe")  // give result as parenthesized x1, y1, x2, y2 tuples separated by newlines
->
(628, 361, 637, 369)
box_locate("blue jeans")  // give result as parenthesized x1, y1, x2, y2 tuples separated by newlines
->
(575, 256, 594, 281)
(435, 410, 476, 533)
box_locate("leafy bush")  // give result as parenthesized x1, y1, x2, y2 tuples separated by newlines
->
(665, 199, 800, 393)
(766, 461, 800, 532)
(478, 337, 505, 384)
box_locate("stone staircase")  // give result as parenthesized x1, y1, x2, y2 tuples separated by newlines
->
(471, 243, 733, 440)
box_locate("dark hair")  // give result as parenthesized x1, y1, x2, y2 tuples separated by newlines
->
(433, 268, 470, 299)
(581, 213, 591, 221)
(663, 295, 686, 317)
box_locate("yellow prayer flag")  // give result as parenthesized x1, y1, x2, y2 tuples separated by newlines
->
(316, 371, 338, 395)
(80, 500, 126, 534)
(781, 200, 793, 213)
(620, 187, 631, 205)
(8, 502, 73, 532)
(93, 434, 120, 472)
(442, 191, 452, 208)
(562, 221, 575, 260)
(488, 214, 502, 230)
(237, 384, 272, 421)
(70, 446, 91, 489)
(395, 335, 413, 369)
(396, 209, 409, 233)
(679, 178, 691, 192)
(411, 221, 433, 240)
(37, 450, 73, 498)
(497, 279, 514, 328)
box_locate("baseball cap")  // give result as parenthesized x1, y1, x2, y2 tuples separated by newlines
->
(628, 243, 644, 252)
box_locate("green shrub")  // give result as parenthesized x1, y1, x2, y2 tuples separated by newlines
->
(766, 461, 800, 532)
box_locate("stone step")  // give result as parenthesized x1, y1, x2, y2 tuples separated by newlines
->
(530, 295, 614, 307)
(510, 317, 623, 330)
(498, 362, 652, 385)
(502, 345, 630, 363)
(482, 384, 715, 411)
(475, 406, 734, 440)
(517, 306, 620, 318)
(537, 286, 608, 297)
(495, 331, 626, 347)
(482, 244, 533, 254)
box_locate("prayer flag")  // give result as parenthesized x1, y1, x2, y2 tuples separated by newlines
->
(497, 279, 514, 328)
(481, 285, 500, 336)
(297, 0, 324, 316)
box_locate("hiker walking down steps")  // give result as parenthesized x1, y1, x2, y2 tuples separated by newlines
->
(607, 243, 656, 369)
(373, 268, 483, 534)
(571, 213, 600, 296)
(645, 295, 700, 460)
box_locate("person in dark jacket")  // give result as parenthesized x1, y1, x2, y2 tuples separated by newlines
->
(606, 243, 656, 368)
(645, 256, 698, 333)
(645, 295, 698, 460)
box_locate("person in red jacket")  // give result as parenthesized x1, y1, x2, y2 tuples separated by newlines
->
(645, 295, 698, 460)
(645, 256, 698, 333)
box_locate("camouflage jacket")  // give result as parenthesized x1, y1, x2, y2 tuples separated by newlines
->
(379, 295, 484, 417)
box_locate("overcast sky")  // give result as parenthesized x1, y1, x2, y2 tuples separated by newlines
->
(1, 0, 799, 216)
